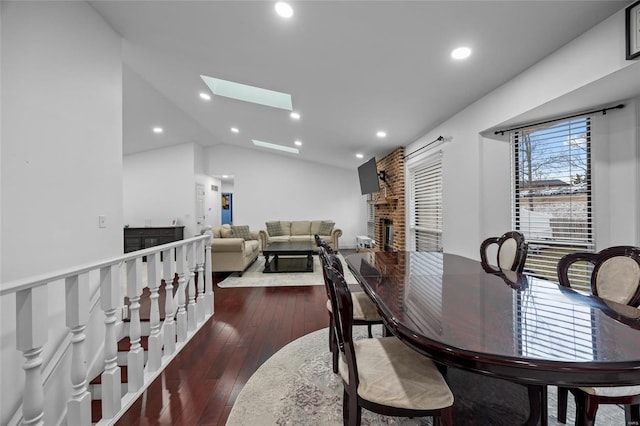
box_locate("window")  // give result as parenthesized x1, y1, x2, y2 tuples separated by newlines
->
(366, 193, 375, 238)
(408, 152, 443, 252)
(512, 117, 593, 287)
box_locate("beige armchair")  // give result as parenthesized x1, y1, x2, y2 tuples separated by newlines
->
(211, 225, 260, 275)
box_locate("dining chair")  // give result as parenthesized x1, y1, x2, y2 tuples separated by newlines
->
(479, 231, 528, 273)
(319, 246, 383, 373)
(315, 234, 335, 254)
(556, 245, 640, 426)
(326, 265, 454, 426)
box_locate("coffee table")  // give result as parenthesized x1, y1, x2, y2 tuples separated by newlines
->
(262, 241, 315, 273)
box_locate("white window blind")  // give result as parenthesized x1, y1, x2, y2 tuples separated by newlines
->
(512, 117, 593, 288)
(409, 153, 443, 252)
(366, 193, 375, 238)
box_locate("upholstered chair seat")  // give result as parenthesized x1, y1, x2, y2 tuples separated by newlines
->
(325, 292, 380, 321)
(338, 337, 454, 411)
(579, 385, 640, 397)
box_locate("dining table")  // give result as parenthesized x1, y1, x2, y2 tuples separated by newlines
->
(344, 251, 640, 426)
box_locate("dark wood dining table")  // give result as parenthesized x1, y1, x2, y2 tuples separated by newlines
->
(344, 251, 640, 426)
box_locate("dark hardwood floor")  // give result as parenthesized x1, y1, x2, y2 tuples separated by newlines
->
(115, 255, 339, 426)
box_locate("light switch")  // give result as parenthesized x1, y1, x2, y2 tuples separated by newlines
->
(99, 215, 107, 228)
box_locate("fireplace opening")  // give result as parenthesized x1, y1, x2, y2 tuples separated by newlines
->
(383, 219, 394, 252)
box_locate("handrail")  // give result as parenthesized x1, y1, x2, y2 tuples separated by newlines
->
(3, 229, 214, 426)
(0, 234, 210, 295)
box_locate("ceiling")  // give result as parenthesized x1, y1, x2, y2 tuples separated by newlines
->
(90, 0, 629, 171)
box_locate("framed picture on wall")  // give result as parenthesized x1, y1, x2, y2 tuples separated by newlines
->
(626, 0, 640, 60)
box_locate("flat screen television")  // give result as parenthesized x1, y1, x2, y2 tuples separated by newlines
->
(358, 157, 381, 195)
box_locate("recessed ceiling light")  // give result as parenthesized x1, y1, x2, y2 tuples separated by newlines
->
(222, 175, 229, 178)
(294, 140, 302, 146)
(199, 92, 211, 101)
(275, 2, 293, 18)
(451, 46, 472, 60)
(200, 75, 293, 111)
(356, 153, 364, 159)
(230, 127, 239, 133)
(252, 139, 299, 154)
(290, 112, 300, 120)
(153, 127, 163, 134)
(376, 131, 387, 138)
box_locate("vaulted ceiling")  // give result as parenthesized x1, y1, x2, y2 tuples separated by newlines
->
(91, 1, 628, 170)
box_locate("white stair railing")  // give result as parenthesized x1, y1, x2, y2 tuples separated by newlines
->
(1, 229, 213, 426)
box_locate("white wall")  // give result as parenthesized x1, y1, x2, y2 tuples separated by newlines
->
(206, 144, 367, 248)
(123, 143, 198, 236)
(405, 9, 640, 260)
(592, 97, 640, 248)
(1, 1, 122, 423)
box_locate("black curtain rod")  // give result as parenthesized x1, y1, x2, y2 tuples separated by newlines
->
(494, 104, 624, 135)
(404, 136, 444, 159)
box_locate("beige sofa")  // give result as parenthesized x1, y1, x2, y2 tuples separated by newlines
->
(258, 220, 342, 252)
(211, 225, 260, 275)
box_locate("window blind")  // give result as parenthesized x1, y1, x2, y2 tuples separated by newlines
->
(512, 117, 593, 289)
(409, 153, 443, 252)
(366, 193, 375, 238)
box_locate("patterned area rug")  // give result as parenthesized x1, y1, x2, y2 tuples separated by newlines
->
(217, 254, 357, 288)
(227, 327, 625, 425)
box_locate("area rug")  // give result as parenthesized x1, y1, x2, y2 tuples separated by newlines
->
(226, 327, 625, 426)
(217, 254, 358, 288)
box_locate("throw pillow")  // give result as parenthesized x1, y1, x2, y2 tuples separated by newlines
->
(220, 226, 233, 238)
(231, 225, 253, 241)
(319, 221, 335, 235)
(266, 221, 283, 236)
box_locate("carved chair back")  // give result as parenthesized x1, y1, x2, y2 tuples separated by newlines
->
(557, 245, 640, 307)
(480, 231, 528, 273)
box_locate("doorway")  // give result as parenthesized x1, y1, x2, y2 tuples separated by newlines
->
(221, 193, 233, 225)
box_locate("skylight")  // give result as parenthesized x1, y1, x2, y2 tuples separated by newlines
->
(252, 139, 299, 154)
(200, 75, 292, 111)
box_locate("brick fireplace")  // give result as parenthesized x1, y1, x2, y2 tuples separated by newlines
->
(371, 147, 405, 251)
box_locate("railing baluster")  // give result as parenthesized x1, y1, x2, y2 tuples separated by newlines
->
(204, 228, 214, 315)
(146, 253, 162, 371)
(162, 248, 176, 355)
(100, 264, 122, 419)
(65, 273, 91, 425)
(3, 234, 210, 425)
(16, 286, 47, 426)
(196, 238, 205, 324)
(187, 242, 197, 332)
(126, 258, 144, 392)
(175, 245, 188, 342)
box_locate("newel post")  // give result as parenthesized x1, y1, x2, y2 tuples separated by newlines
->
(65, 273, 91, 425)
(16, 285, 47, 426)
